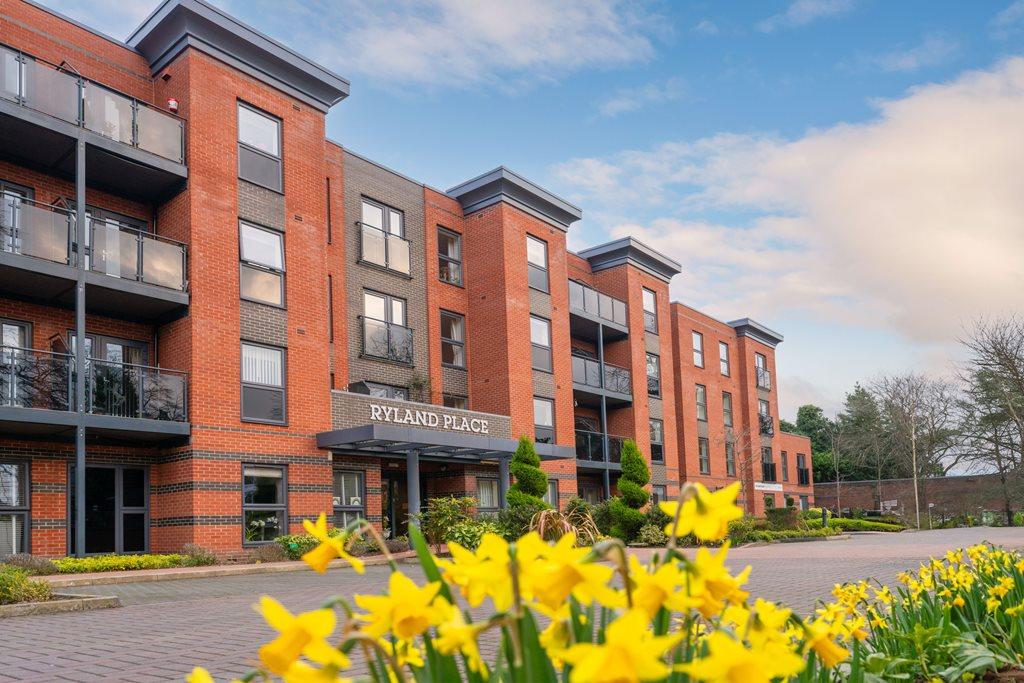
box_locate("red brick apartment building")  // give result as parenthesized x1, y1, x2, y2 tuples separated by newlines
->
(0, 0, 813, 557)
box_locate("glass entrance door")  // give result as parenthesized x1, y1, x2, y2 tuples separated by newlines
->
(381, 473, 408, 539)
(69, 465, 148, 554)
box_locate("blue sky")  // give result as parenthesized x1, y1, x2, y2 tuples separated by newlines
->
(48, 0, 1024, 419)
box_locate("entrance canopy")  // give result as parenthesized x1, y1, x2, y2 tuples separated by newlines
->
(316, 424, 574, 462)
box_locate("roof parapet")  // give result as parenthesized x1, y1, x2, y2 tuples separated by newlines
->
(446, 167, 582, 231)
(576, 236, 682, 283)
(728, 318, 784, 347)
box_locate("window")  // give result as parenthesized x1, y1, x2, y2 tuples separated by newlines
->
(799, 495, 810, 511)
(0, 461, 28, 556)
(649, 419, 664, 463)
(719, 341, 730, 376)
(646, 353, 661, 397)
(544, 480, 559, 507)
(530, 316, 552, 372)
(764, 495, 775, 510)
(698, 437, 710, 475)
(440, 311, 465, 368)
(759, 399, 769, 416)
(642, 288, 658, 333)
(797, 454, 810, 485)
(761, 447, 776, 482)
(333, 470, 364, 528)
(695, 384, 708, 421)
(239, 221, 285, 306)
(781, 451, 789, 482)
(759, 399, 773, 435)
(360, 198, 409, 275)
(363, 291, 412, 363)
(477, 478, 500, 512)
(722, 391, 733, 427)
(725, 442, 736, 476)
(692, 331, 704, 367)
(241, 343, 285, 423)
(355, 381, 408, 401)
(443, 394, 467, 410)
(756, 352, 771, 389)
(651, 485, 667, 506)
(438, 228, 462, 285)
(526, 235, 549, 293)
(534, 396, 554, 444)
(243, 465, 285, 544)
(237, 103, 282, 192)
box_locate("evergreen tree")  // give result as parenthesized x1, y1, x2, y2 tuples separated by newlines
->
(507, 435, 549, 508)
(609, 439, 650, 541)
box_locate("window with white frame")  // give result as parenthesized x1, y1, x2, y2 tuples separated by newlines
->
(698, 437, 710, 475)
(360, 198, 409, 275)
(239, 221, 285, 306)
(723, 391, 733, 427)
(544, 480, 558, 507)
(440, 311, 465, 368)
(241, 343, 285, 423)
(534, 396, 555, 443)
(477, 477, 500, 512)
(333, 470, 364, 528)
(647, 353, 661, 397)
(438, 227, 462, 285)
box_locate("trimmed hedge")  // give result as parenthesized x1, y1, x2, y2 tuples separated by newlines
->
(733, 527, 839, 544)
(829, 518, 905, 533)
(52, 554, 186, 574)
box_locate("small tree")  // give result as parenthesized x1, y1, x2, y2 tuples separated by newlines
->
(507, 435, 549, 508)
(609, 439, 650, 541)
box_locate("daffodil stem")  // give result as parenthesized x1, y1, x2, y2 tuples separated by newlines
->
(666, 484, 697, 552)
(342, 632, 408, 683)
(354, 520, 400, 573)
(506, 543, 525, 669)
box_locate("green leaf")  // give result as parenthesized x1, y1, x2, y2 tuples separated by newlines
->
(408, 523, 454, 603)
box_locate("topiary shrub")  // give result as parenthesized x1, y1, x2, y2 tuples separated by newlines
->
(497, 502, 546, 541)
(590, 499, 614, 536)
(507, 436, 549, 508)
(608, 439, 650, 541)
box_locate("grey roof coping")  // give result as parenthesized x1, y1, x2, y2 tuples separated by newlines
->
(446, 167, 582, 231)
(127, 0, 349, 112)
(576, 236, 682, 283)
(727, 317, 785, 347)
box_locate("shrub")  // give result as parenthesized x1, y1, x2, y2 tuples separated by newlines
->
(829, 518, 904, 533)
(644, 502, 672, 529)
(2, 553, 59, 575)
(275, 528, 345, 561)
(507, 436, 548, 508)
(634, 523, 668, 547)
(1015, 511, 1024, 527)
(0, 566, 52, 605)
(589, 499, 614, 536)
(765, 507, 800, 530)
(415, 497, 476, 551)
(529, 507, 600, 546)
(496, 502, 546, 541)
(446, 519, 503, 550)
(248, 544, 288, 563)
(384, 536, 410, 554)
(609, 439, 650, 541)
(53, 554, 185, 574)
(180, 544, 218, 567)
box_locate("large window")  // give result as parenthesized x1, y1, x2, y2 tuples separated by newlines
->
(698, 437, 710, 475)
(241, 343, 285, 423)
(440, 311, 465, 368)
(651, 485, 667, 506)
(534, 396, 555, 444)
(243, 465, 286, 544)
(477, 478, 500, 512)
(239, 221, 285, 306)
(692, 331, 704, 367)
(526, 235, 549, 293)
(761, 447, 776, 482)
(646, 353, 661, 397)
(0, 461, 28, 556)
(725, 442, 736, 477)
(237, 102, 282, 192)
(363, 291, 412, 363)
(333, 470, 364, 528)
(438, 227, 462, 285)
(781, 451, 789, 482)
(723, 391, 733, 427)
(642, 288, 658, 333)
(695, 384, 708, 421)
(650, 419, 664, 463)
(544, 480, 559, 507)
(530, 316, 552, 372)
(360, 198, 409, 275)
(719, 341, 730, 376)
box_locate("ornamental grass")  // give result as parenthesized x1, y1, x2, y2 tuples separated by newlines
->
(187, 481, 1024, 683)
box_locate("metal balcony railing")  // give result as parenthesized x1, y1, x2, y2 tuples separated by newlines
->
(761, 462, 777, 483)
(568, 280, 628, 328)
(571, 354, 632, 395)
(756, 366, 772, 390)
(574, 429, 626, 463)
(759, 413, 775, 436)
(0, 198, 189, 292)
(0, 44, 186, 163)
(797, 468, 811, 486)
(358, 222, 410, 275)
(361, 317, 414, 364)
(1, 346, 187, 421)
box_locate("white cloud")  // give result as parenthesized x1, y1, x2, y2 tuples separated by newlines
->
(869, 34, 959, 73)
(757, 0, 855, 33)
(597, 77, 686, 117)
(992, 1, 1024, 40)
(552, 58, 1024, 344)
(692, 19, 719, 36)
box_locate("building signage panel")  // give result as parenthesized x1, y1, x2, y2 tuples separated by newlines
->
(753, 482, 784, 492)
(369, 404, 490, 434)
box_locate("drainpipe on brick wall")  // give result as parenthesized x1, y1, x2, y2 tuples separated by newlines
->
(74, 135, 86, 557)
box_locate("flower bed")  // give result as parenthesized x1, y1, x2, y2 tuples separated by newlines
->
(185, 482, 1024, 683)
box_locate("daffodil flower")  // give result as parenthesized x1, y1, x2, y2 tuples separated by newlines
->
(301, 513, 365, 574)
(560, 609, 683, 683)
(255, 596, 347, 675)
(680, 631, 804, 683)
(660, 482, 743, 542)
(354, 571, 443, 640)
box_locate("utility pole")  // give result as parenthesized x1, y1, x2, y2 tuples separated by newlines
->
(910, 410, 921, 530)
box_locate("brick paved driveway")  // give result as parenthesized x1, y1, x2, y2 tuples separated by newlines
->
(2, 527, 1022, 682)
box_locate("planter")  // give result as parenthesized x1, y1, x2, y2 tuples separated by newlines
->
(0, 593, 120, 619)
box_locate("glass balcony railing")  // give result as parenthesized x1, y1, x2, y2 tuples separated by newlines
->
(0, 44, 185, 163)
(568, 280, 628, 327)
(0, 346, 187, 422)
(0, 196, 71, 264)
(359, 222, 410, 275)
(574, 430, 627, 463)
(571, 354, 632, 395)
(362, 317, 414, 364)
(756, 367, 772, 390)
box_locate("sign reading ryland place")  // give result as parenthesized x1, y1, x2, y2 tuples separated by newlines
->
(369, 404, 490, 434)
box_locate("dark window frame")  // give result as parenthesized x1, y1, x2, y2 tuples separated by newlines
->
(695, 384, 708, 421)
(440, 310, 466, 369)
(359, 197, 410, 276)
(476, 477, 500, 513)
(526, 234, 549, 293)
(781, 451, 789, 482)
(698, 437, 710, 475)
(238, 220, 286, 308)
(333, 469, 365, 530)
(530, 315, 553, 373)
(533, 395, 555, 444)
(544, 479, 559, 507)
(651, 485, 667, 506)
(641, 287, 658, 333)
(361, 290, 412, 364)
(240, 341, 287, 425)
(722, 391, 733, 427)
(725, 442, 736, 477)
(437, 226, 463, 286)
(649, 418, 664, 463)
(692, 331, 704, 368)
(66, 463, 149, 555)
(0, 459, 30, 556)
(442, 394, 468, 410)
(237, 101, 283, 193)
(646, 352, 661, 397)
(242, 463, 287, 546)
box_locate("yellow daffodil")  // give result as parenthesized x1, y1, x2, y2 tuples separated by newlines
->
(688, 543, 751, 619)
(255, 597, 346, 675)
(560, 609, 683, 683)
(522, 532, 619, 613)
(300, 513, 365, 574)
(433, 598, 488, 674)
(437, 533, 513, 611)
(354, 571, 443, 640)
(628, 555, 698, 618)
(681, 631, 804, 683)
(539, 608, 573, 667)
(378, 638, 425, 669)
(804, 619, 850, 668)
(186, 668, 214, 683)
(282, 662, 352, 683)
(660, 482, 743, 542)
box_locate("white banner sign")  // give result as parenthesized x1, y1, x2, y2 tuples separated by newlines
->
(753, 482, 784, 492)
(369, 403, 489, 434)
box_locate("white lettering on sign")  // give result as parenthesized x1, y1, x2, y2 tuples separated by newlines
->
(369, 403, 489, 434)
(753, 482, 784, 493)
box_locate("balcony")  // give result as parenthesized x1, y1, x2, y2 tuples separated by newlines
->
(571, 354, 632, 407)
(361, 317, 414, 364)
(0, 44, 187, 201)
(0, 346, 188, 443)
(756, 367, 772, 391)
(359, 222, 410, 276)
(759, 413, 775, 436)
(797, 468, 811, 486)
(0, 197, 189, 321)
(567, 280, 628, 342)
(761, 462, 777, 483)
(574, 429, 626, 465)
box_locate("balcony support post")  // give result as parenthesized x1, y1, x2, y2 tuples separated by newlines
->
(406, 449, 421, 518)
(73, 135, 87, 557)
(597, 322, 611, 469)
(498, 458, 509, 510)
